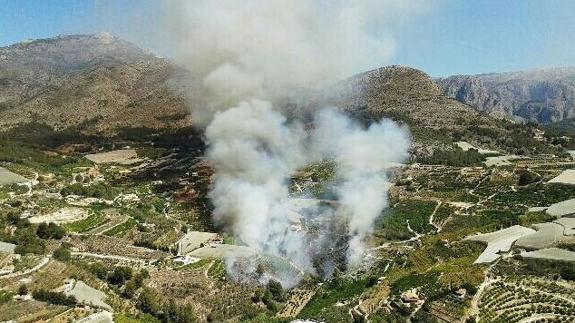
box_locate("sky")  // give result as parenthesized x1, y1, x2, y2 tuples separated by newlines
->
(0, 0, 574, 77)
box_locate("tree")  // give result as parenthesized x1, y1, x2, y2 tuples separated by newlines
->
(138, 288, 160, 315)
(36, 222, 66, 239)
(262, 289, 277, 311)
(13, 227, 45, 254)
(266, 279, 285, 302)
(108, 266, 133, 285)
(560, 267, 575, 280)
(32, 289, 76, 306)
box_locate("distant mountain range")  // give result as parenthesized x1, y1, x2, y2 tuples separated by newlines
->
(0, 34, 552, 155)
(0, 35, 480, 135)
(437, 67, 575, 124)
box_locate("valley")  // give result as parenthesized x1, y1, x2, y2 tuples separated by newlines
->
(1, 35, 575, 323)
(1, 119, 575, 322)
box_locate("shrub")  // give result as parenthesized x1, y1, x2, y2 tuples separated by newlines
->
(53, 246, 71, 261)
(517, 170, 540, 186)
(108, 266, 133, 285)
(132, 269, 149, 289)
(165, 299, 196, 323)
(18, 284, 28, 296)
(33, 289, 76, 306)
(36, 222, 66, 239)
(7, 211, 29, 227)
(123, 280, 137, 299)
(90, 262, 108, 280)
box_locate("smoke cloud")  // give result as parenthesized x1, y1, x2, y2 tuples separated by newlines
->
(160, 0, 417, 286)
(312, 109, 410, 266)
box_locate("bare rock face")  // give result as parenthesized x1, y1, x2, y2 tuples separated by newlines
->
(0, 34, 191, 135)
(437, 67, 575, 124)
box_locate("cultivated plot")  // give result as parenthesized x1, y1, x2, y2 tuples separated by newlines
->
(85, 149, 144, 165)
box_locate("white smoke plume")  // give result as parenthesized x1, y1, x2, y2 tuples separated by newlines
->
(156, 0, 421, 286)
(312, 109, 410, 267)
(163, 0, 417, 126)
(206, 99, 313, 272)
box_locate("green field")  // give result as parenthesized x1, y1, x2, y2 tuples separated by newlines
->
(103, 218, 137, 236)
(64, 213, 108, 233)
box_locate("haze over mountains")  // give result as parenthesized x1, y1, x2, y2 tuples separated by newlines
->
(437, 67, 575, 124)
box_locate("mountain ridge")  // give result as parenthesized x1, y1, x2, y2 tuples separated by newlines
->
(0, 33, 192, 134)
(437, 67, 575, 124)
(0, 34, 550, 157)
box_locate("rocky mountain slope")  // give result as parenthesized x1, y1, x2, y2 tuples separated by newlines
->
(335, 66, 485, 129)
(437, 67, 575, 124)
(0, 34, 191, 135)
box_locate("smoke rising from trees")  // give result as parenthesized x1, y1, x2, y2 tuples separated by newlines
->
(160, 0, 414, 286)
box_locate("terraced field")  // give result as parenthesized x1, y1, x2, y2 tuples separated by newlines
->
(478, 277, 575, 322)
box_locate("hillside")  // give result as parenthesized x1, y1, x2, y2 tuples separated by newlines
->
(437, 67, 575, 124)
(0, 34, 191, 135)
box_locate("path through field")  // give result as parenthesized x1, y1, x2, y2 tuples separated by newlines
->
(0, 256, 50, 279)
(71, 252, 147, 265)
(466, 260, 500, 320)
(429, 200, 442, 232)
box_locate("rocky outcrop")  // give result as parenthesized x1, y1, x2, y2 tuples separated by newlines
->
(437, 67, 575, 124)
